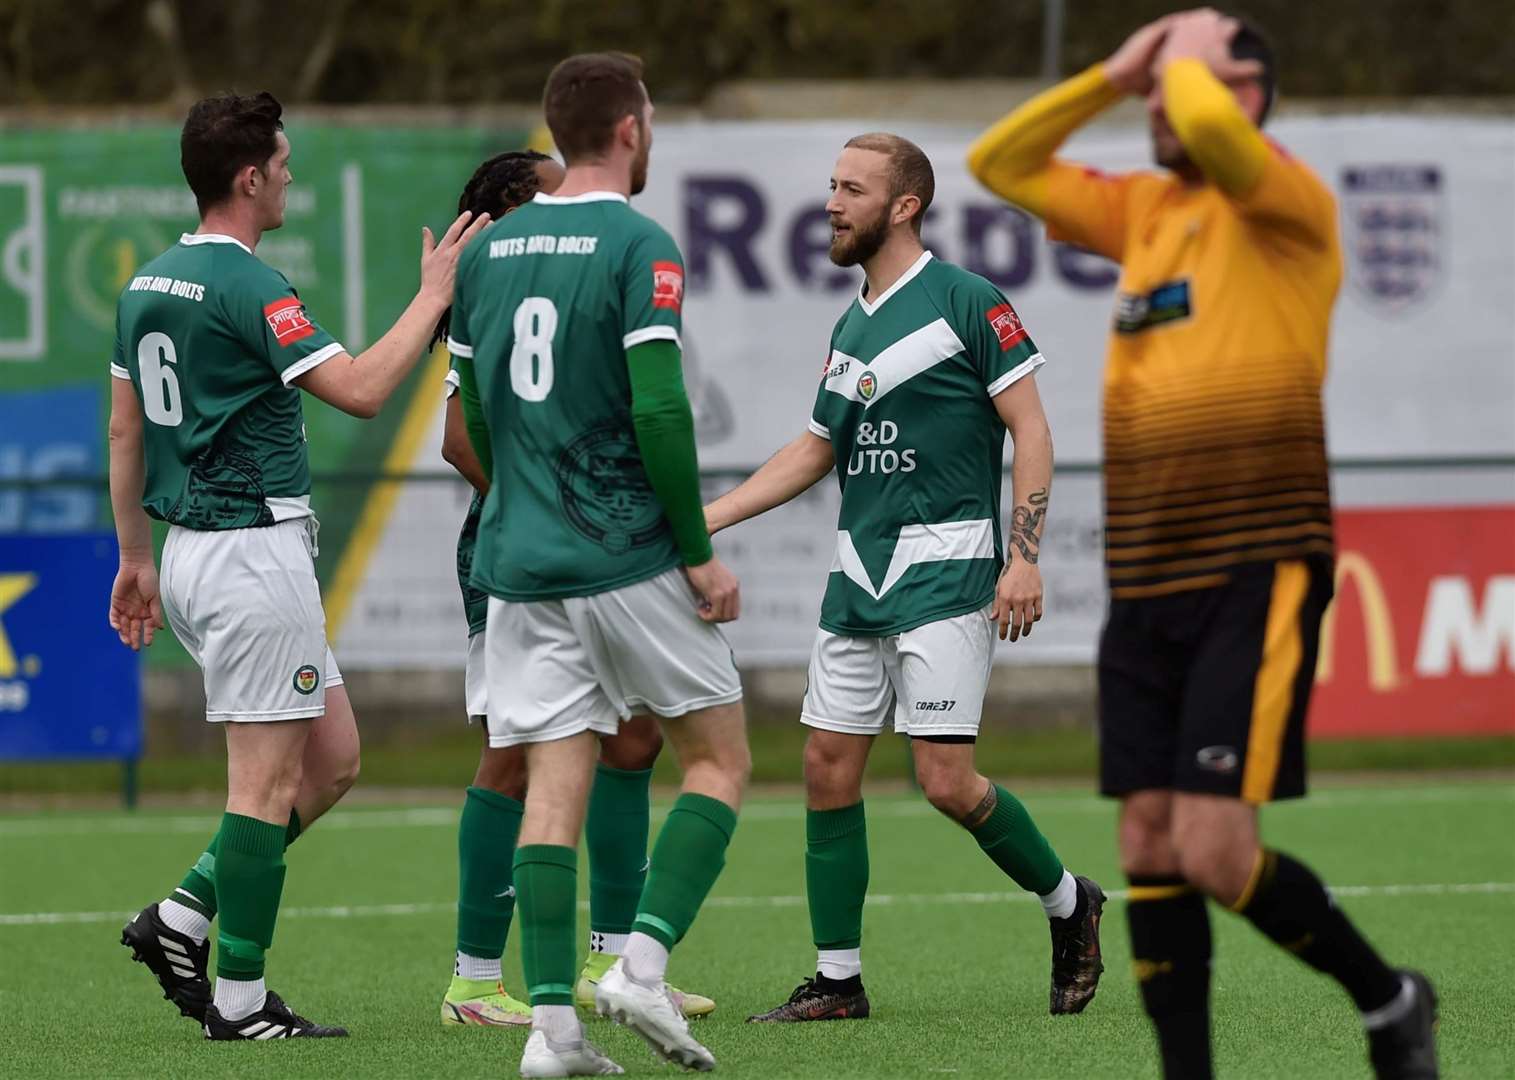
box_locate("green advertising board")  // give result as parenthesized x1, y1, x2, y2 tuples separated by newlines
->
(0, 119, 529, 666)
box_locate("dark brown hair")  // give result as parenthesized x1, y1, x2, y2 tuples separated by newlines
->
(1228, 16, 1278, 125)
(180, 91, 284, 215)
(844, 132, 935, 235)
(542, 52, 647, 163)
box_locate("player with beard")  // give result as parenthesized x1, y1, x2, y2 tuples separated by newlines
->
(706, 133, 1105, 1024)
(449, 53, 748, 1076)
(968, 10, 1437, 1079)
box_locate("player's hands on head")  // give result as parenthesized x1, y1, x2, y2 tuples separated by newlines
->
(1153, 9, 1264, 84)
(418, 209, 493, 307)
(685, 556, 741, 623)
(108, 560, 165, 652)
(991, 556, 1043, 643)
(1104, 11, 1183, 95)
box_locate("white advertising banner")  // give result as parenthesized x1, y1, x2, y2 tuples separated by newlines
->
(334, 114, 1515, 669)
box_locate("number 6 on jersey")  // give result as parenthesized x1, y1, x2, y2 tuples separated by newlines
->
(137, 332, 184, 427)
(510, 297, 557, 401)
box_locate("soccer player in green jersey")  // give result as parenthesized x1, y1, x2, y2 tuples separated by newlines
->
(434, 149, 715, 1028)
(110, 91, 487, 1040)
(448, 54, 749, 1077)
(706, 134, 1106, 1023)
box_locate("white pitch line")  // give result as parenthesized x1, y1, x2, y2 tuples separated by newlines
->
(1, 784, 1510, 838)
(3, 881, 1511, 929)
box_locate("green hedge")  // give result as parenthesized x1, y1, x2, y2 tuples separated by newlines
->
(2, 1, 1510, 106)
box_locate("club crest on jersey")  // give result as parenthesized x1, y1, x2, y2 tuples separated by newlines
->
(557, 424, 669, 555)
(857, 371, 877, 400)
(651, 261, 684, 312)
(986, 303, 1027, 351)
(1341, 164, 1442, 312)
(263, 297, 315, 346)
(292, 664, 320, 695)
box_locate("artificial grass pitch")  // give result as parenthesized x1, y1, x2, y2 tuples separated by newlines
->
(1, 780, 1511, 1078)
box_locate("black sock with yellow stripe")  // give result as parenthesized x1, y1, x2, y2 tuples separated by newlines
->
(1233, 849, 1401, 1013)
(1126, 876, 1213, 1080)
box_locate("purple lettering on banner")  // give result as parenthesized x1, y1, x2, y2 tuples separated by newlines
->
(788, 205, 854, 292)
(1052, 242, 1119, 291)
(962, 205, 1034, 289)
(683, 177, 770, 292)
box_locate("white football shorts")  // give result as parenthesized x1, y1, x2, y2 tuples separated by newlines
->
(801, 606, 995, 738)
(484, 567, 743, 748)
(464, 628, 487, 722)
(161, 517, 343, 723)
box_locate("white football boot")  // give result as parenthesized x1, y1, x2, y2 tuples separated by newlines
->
(518, 1028, 623, 1077)
(593, 958, 715, 1071)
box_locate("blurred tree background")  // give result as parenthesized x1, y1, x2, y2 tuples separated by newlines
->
(1, 0, 1511, 107)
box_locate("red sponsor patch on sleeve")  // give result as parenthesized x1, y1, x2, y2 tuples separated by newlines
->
(986, 303, 1027, 351)
(263, 296, 315, 347)
(651, 261, 684, 313)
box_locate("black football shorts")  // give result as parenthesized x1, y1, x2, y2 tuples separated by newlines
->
(1098, 559, 1333, 803)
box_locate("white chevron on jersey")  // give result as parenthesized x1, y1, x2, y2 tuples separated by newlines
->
(831, 519, 996, 600)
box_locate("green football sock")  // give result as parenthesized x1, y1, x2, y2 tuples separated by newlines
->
(631, 793, 737, 950)
(174, 838, 219, 918)
(587, 763, 653, 940)
(176, 809, 300, 920)
(806, 802, 869, 951)
(513, 844, 578, 1005)
(213, 813, 288, 981)
(457, 786, 523, 959)
(968, 784, 1065, 896)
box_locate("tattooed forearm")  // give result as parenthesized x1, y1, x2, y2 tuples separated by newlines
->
(1009, 488, 1048, 565)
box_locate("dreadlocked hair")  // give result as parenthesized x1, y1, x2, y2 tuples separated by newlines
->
(433, 149, 554, 348)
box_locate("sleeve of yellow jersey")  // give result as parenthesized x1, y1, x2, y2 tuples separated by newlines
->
(966, 64, 1133, 262)
(1161, 58, 1337, 252)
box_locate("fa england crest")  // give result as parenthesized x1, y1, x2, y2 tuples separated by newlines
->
(1341, 164, 1443, 312)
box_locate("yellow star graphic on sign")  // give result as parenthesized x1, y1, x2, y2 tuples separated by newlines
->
(0, 573, 38, 679)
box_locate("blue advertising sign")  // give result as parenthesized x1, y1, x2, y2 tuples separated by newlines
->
(0, 384, 102, 533)
(0, 533, 141, 759)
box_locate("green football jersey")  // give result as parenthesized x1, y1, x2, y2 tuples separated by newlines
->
(111, 233, 343, 530)
(448, 191, 686, 601)
(443, 366, 489, 637)
(810, 252, 1045, 636)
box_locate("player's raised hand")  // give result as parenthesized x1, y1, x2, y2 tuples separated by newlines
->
(1155, 9, 1264, 84)
(108, 560, 164, 651)
(991, 557, 1043, 643)
(685, 556, 741, 623)
(418, 209, 492, 307)
(1104, 12, 1184, 95)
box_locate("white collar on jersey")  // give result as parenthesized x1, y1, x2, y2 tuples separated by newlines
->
(857, 249, 934, 317)
(531, 191, 629, 206)
(179, 232, 252, 255)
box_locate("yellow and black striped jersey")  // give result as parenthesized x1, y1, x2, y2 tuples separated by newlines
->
(970, 60, 1342, 599)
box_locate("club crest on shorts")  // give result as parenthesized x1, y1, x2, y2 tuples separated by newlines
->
(1341, 164, 1443, 312)
(857, 371, 877, 401)
(292, 664, 320, 695)
(1195, 745, 1239, 774)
